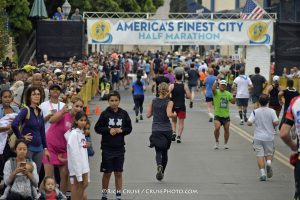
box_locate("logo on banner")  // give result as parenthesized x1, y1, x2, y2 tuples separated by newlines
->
(90, 20, 112, 44)
(248, 22, 270, 44)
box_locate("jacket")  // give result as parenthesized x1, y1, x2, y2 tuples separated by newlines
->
(94, 107, 132, 151)
(11, 106, 47, 151)
(39, 188, 66, 200)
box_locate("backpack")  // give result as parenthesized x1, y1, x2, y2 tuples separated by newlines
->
(8, 106, 30, 150)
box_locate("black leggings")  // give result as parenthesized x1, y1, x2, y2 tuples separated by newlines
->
(155, 147, 168, 173)
(133, 95, 144, 116)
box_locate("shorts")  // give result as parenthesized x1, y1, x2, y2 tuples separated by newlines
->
(188, 86, 196, 92)
(251, 95, 260, 104)
(174, 108, 186, 119)
(214, 116, 230, 126)
(112, 75, 120, 84)
(200, 81, 205, 87)
(236, 98, 249, 107)
(253, 139, 274, 157)
(269, 105, 282, 113)
(100, 151, 124, 173)
(205, 97, 213, 102)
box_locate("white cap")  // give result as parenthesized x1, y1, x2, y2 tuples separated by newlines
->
(219, 80, 227, 86)
(165, 59, 169, 64)
(273, 75, 280, 82)
(54, 69, 62, 74)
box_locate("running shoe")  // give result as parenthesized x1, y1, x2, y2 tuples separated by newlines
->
(176, 136, 181, 143)
(259, 175, 267, 181)
(172, 134, 176, 141)
(266, 165, 273, 178)
(214, 142, 219, 150)
(244, 116, 248, 123)
(140, 115, 143, 120)
(224, 144, 229, 149)
(101, 197, 108, 200)
(136, 118, 139, 123)
(240, 120, 244, 125)
(156, 165, 164, 181)
(209, 118, 213, 122)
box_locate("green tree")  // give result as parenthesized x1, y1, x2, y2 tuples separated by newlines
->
(0, 1, 9, 60)
(5, 0, 32, 37)
(92, 0, 123, 12)
(120, 0, 141, 12)
(143, 0, 156, 12)
(153, 0, 164, 8)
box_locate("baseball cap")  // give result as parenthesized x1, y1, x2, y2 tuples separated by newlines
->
(273, 75, 280, 82)
(219, 80, 227, 86)
(49, 84, 61, 91)
(54, 69, 62, 74)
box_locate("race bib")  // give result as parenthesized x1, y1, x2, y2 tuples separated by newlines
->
(220, 98, 228, 108)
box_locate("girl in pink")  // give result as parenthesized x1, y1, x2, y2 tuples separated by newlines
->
(42, 97, 84, 194)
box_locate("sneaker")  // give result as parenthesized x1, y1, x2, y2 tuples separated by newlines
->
(209, 118, 213, 122)
(156, 165, 164, 181)
(101, 197, 108, 200)
(172, 134, 176, 141)
(240, 120, 244, 125)
(65, 191, 72, 200)
(266, 165, 273, 178)
(136, 118, 139, 123)
(176, 136, 181, 143)
(259, 175, 267, 181)
(244, 116, 248, 123)
(140, 115, 143, 120)
(214, 142, 219, 150)
(189, 102, 193, 108)
(224, 144, 229, 149)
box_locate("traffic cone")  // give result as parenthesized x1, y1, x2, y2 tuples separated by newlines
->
(95, 105, 101, 116)
(86, 105, 91, 116)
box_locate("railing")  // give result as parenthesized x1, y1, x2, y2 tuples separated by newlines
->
(279, 77, 300, 92)
(83, 12, 277, 20)
(78, 75, 99, 107)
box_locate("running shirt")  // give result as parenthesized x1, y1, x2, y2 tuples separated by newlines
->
(145, 63, 150, 73)
(132, 81, 144, 96)
(187, 69, 199, 87)
(205, 75, 217, 98)
(248, 107, 278, 141)
(283, 88, 299, 112)
(234, 75, 252, 98)
(152, 98, 172, 132)
(213, 89, 233, 118)
(285, 96, 300, 151)
(269, 85, 280, 106)
(171, 82, 186, 111)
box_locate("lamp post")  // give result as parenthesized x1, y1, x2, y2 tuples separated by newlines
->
(62, 0, 71, 20)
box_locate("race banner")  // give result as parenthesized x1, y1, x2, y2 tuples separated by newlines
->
(87, 19, 273, 46)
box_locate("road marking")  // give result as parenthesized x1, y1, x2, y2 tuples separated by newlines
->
(230, 124, 293, 170)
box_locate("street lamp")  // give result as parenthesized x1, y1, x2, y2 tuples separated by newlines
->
(62, 0, 71, 19)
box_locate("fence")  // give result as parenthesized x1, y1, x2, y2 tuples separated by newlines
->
(279, 77, 300, 91)
(78, 76, 99, 107)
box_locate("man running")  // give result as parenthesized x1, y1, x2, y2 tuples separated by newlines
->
(280, 95, 300, 199)
(250, 67, 267, 109)
(204, 68, 217, 122)
(212, 80, 236, 149)
(187, 63, 199, 108)
(169, 72, 191, 143)
(233, 67, 253, 125)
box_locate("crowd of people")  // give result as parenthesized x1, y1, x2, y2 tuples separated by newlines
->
(0, 49, 299, 200)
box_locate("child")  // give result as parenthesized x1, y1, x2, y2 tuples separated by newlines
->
(94, 91, 132, 200)
(39, 176, 66, 200)
(0, 162, 38, 199)
(247, 94, 279, 181)
(84, 121, 95, 157)
(64, 111, 90, 200)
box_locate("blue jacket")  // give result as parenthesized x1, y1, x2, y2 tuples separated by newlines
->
(12, 106, 47, 152)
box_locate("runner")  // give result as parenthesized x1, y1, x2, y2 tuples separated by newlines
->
(132, 75, 145, 123)
(169, 72, 191, 143)
(212, 80, 236, 149)
(204, 68, 217, 122)
(266, 75, 283, 118)
(147, 82, 176, 181)
(250, 67, 267, 109)
(187, 63, 199, 108)
(232, 67, 253, 125)
(247, 94, 279, 181)
(280, 95, 300, 199)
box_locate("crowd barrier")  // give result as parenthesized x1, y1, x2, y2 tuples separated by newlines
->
(78, 75, 99, 106)
(279, 77, 300, 92)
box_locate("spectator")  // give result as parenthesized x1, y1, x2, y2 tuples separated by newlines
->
(2, 140, 39, 200)
(53, 7, 65, 21)
(70, 8, 83, 21)
(12, 87, 50, 174)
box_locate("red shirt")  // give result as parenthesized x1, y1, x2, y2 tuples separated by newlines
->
(46, 191, 57, 200)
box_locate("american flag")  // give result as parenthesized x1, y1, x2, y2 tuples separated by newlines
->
(241, 0, 265, 20)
